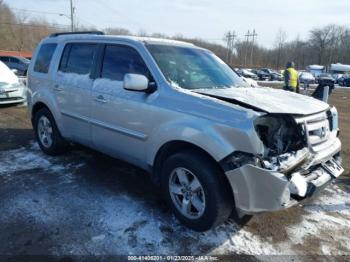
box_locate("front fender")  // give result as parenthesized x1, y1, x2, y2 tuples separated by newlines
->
(146, 117, 264, 166)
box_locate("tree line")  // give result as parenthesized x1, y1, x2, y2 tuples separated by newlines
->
(1, 0, 350, 70)
(233, 25, 350, 70)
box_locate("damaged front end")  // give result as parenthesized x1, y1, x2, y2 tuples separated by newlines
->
(223, 107, 344, 214)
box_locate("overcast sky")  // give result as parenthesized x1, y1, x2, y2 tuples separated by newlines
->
(5, 0, 350, 47)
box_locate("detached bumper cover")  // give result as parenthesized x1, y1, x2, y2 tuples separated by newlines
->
(225, 138, 343, 214)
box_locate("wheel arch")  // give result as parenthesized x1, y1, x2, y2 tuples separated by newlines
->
(152, 141, 215, 184)
(31, 101, 49, 121)
(151, 140, 234, 200)
(31, 100, 66, 137)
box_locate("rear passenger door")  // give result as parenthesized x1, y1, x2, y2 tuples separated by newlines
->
(91, 44, 156, 166)
(53, 42, 98, 146)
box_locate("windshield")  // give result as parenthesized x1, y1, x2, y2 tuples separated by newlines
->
(146, 44, 248, 89)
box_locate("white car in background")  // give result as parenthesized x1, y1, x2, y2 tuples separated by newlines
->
(242, 76, 259, 87)
(299, 72, 316, 86)
(0, 61, 26, 105)
(240, 69, 259, 80)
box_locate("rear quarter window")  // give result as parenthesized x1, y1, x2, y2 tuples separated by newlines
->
(0, 57, 9, 62)
(34, 43, 57, 73)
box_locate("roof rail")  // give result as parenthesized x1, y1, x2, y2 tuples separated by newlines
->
(50, 31, 104, 37)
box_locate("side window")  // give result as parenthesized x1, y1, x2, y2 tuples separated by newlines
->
(11, 57, 19, 63)
(59, 43, 97, 75)
(101, 45, 150, 81)
(34, 43, 57, 73)
(0, 57, 9, 62)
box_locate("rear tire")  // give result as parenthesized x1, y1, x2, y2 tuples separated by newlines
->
(33, 108, 68, 155)
(161, 150, 233, 231)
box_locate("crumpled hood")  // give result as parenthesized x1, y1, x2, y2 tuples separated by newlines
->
(194, 87, 329, 115)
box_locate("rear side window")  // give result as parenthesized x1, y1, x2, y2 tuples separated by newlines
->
(10, 57, 19, 63)
(59, 43, 97, 75)
(34, 43, 57, 73)
(0, 57, 9, 62)
(101, 45, 150, 81)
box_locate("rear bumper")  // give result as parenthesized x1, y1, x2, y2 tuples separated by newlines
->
(225, 138, 343, 214)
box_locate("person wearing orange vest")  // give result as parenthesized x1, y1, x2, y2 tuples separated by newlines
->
(283, 61, 300, 93)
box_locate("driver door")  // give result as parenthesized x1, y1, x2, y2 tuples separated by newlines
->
(90, 44, 157, 166)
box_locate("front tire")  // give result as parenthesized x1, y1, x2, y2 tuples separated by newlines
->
(33, 108, 68, 155)
(161, 150, 233, 231)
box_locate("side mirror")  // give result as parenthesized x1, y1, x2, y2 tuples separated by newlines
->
(123, 73, 153, 92)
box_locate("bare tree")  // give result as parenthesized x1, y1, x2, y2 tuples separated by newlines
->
(2, 0, 350, 70)
(105, 27, 132, 35)
(274, 29, 287, 69)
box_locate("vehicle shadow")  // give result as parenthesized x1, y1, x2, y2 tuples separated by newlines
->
(0, 128, 34, 151)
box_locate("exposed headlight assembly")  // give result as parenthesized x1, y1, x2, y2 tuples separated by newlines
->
(221, 151, 262, 171)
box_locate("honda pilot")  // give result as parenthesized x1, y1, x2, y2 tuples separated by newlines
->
(27, 32, 343, 231)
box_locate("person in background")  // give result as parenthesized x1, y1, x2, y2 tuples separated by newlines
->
(283, 61, 300, 93)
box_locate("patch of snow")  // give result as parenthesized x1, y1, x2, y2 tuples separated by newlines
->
(1, 141, 349, 255)
(286, 184, 350, 254)
(0, 141, 85, 180)
(203, 224, 279, 255)
(91, 234, 106, 242)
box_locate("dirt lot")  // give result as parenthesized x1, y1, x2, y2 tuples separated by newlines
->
(0, 88, 349, 256)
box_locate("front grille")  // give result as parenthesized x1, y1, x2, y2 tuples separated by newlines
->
(295, 111, 333, 153)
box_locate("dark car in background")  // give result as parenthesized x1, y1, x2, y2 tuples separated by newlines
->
(337, 74, 350, 87)
(260, 68, 283, 81)
(317, 73, 335, 88)
(250, 69, 270, 80)
(0, 56, 30, 76)
(236, 68, 258, 79)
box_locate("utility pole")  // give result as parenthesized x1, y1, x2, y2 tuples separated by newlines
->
(70, 0, 75, 32)
(244, 30, 250, 67)
(225, 31, 236, 66)
(250, 29, 257, 67)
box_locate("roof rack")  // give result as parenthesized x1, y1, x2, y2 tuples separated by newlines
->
(50, 31, 104, 37)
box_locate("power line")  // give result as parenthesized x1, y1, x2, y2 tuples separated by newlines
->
(9, 4, 74, 31)
(10, 7, 69, 16)
(0, 22, 69, 29)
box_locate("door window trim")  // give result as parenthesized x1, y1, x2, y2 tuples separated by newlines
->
(96, 43, 155, 82)
(58, 42, 100, 78)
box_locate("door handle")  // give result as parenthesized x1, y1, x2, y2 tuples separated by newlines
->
(94, 95, 107, 103)
(53, 84, 63, 92)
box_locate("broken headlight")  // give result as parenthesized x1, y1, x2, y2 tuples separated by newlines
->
(221, 151, 262, 171)
(254, 115, 306, 157)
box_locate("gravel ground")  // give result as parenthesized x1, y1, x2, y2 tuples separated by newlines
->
(0, 88, 349, 257)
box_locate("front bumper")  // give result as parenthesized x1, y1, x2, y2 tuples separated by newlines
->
(0, 85, 26, 105)
(225, 137, 343, 214)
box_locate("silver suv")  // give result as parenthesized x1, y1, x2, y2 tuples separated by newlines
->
(27, 32, 343, 231)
